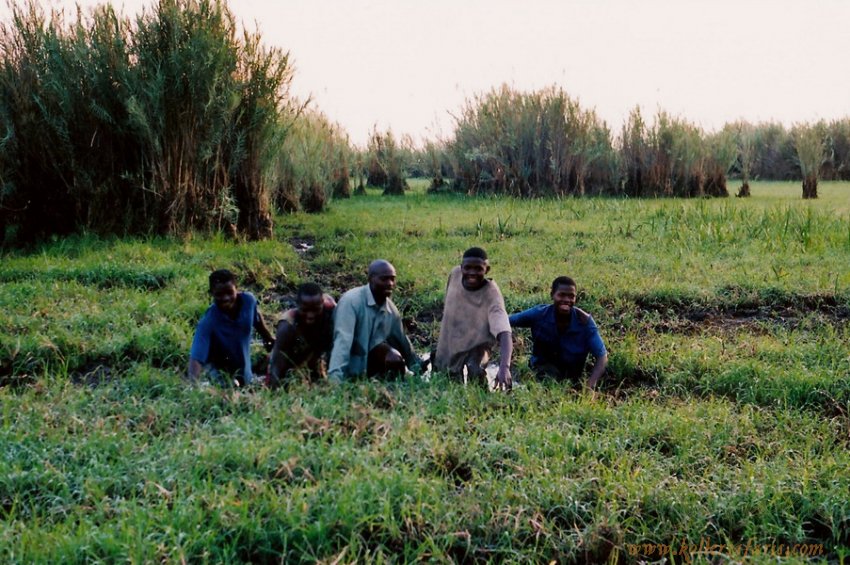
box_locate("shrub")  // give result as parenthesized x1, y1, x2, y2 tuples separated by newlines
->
(365, 127, 408, 195)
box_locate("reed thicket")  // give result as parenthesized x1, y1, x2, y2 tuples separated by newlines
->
(447, 85, 616, 197)
(0, 0, 300, 245)
(271, 107, 351, 213)
(619, 107, 735, 198)
(442, 85, 850, 201)
(363, 127, 408, 195)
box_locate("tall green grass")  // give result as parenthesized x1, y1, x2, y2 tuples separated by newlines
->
(1, 181, 849, 561)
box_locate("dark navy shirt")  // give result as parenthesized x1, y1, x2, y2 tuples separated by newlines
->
(190, 292, 262, 382)
(509, 304, 607, 376)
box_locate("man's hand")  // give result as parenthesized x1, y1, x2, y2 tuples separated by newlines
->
(495, 366, 512, 392)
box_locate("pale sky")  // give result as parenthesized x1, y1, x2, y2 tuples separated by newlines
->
(6, 0, 850, 145)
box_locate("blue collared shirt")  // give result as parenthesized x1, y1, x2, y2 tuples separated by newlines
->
(509, 304, 606, 373)
(190, 292, 262, 383)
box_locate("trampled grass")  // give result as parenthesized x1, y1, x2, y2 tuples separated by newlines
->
(1, 181, 849, 562)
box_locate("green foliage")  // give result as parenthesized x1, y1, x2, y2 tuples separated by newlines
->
(0, 0, 295, 244)
(794, 122, 827, 199)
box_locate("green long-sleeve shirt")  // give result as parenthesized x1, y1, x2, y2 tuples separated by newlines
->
(328, 284, 420, 381)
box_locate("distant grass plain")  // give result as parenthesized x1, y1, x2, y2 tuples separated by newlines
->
(1, 181, 849, 562)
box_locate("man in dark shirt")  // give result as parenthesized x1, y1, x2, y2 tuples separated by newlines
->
(509, 276, 607, 389)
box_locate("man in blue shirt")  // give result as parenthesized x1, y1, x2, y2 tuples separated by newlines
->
(509, 276, 608, 389)
(188, 269, 275, 386)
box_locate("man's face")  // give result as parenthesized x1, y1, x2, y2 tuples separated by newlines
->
(551, 284, 577, 315)
(212, 281, 238, 314)
(461, 257, 489, 291)
(297, 293, 324, 326)
(369, 263, 397, 303)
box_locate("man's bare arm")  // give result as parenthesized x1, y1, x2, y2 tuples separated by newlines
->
(187, 358, 203, 382)
(496, 331, 513, 391)
(586, 353, 608, 390)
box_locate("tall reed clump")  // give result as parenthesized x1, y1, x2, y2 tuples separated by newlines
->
(749, 122, 797, 180)
(271, 108, 350, 213)
(794, 122, 826, 199)
(447, 84, 617, 197)
(618, 108, 731, 198)
(0, 0, 295, 245)
(365, 127, 408, 195)
(423, 140, 452, 192)
(730, 121, 755, 196)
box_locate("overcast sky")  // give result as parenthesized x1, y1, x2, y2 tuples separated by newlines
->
(6, 0, 850, 145)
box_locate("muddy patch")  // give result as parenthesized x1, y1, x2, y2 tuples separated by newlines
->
(70, 363, 115, 387)
(289, 236, 316, 256)
(605, 293, 850, 336)
(403, 302, 443, 349)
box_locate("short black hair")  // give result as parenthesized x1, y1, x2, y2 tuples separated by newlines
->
(296, 282, 323, 302)
(209, 269, 236, 291)
(462, 247, 488, 261)
(551, 276, 576, 294)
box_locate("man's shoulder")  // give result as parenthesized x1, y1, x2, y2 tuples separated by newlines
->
(338, 284, 368, 304)
(280, 308, 298, 327)
(384, 297, 402, 317)
(521, 303, 551, 319)
(196, 304, 218, 328)
(573, 307, 592, 326)
(484, 277, 504, 298)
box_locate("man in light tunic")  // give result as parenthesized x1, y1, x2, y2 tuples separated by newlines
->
(434, 247, 513, 391)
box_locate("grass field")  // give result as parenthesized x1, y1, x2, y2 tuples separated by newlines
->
(2, 181, 849, 562)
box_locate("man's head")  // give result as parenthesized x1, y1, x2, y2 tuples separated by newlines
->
(368, 260, 397, 304)
(461, 247, 490, 291)
(550, 276, 577, 316)
(209, 269, 238, 314)
(296, 282, 324, 326)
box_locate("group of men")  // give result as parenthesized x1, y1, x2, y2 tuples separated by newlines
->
(188, 247, 608, 391)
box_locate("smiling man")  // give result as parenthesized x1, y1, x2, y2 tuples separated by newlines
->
(188, 269, 275, 386)
(509, 276, 608, 389)
(434, 247, 513, 391)
(327, 259, 421, 382)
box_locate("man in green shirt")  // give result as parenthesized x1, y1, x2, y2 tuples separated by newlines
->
(328, 259, 421, 382)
